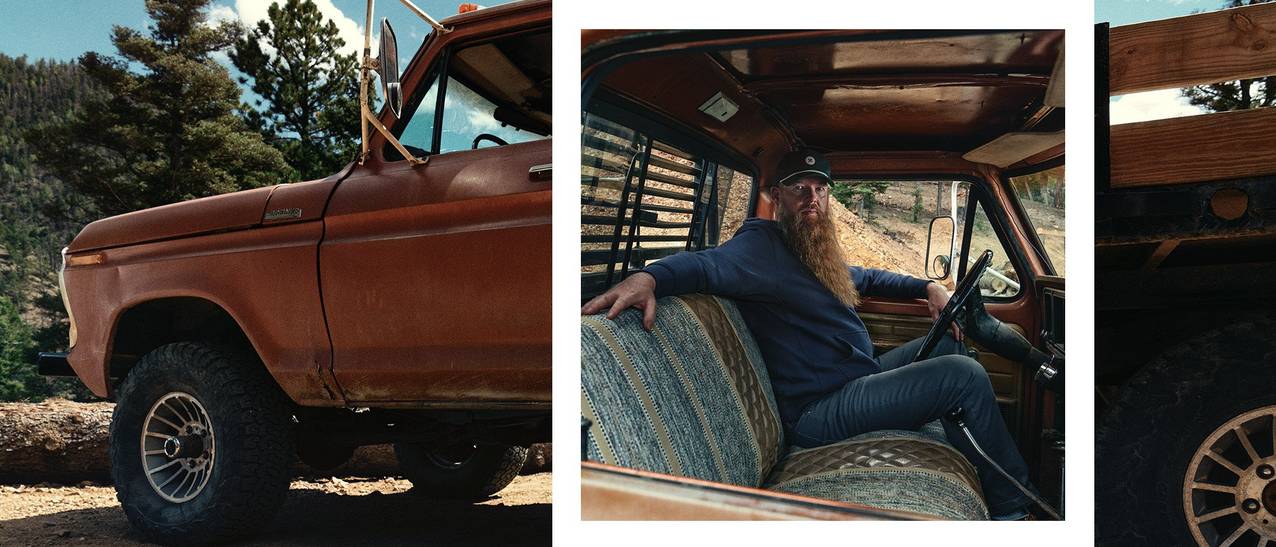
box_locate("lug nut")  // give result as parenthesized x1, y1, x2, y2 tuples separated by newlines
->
(1244, 499, 1262, 513)
(1260, 465, 1274, 479)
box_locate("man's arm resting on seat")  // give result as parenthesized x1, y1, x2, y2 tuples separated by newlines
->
(581, 271, 659, 331)
(581, 225, 775, 330)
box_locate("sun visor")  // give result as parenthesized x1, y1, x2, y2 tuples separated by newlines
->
(1044, 47, 1064, 108)
(963, 131, 1064, 168)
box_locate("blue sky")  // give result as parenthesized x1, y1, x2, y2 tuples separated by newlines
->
(1096, 0, 1220, 25)
(0, 1, 495, 63)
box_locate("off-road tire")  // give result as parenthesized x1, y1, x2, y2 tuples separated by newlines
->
(394, 442, 527, 500)
(1096, 318, 1276, 546)
(110, 342, 293, 545)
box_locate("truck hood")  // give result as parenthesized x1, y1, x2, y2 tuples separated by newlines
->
(68, 186, 278, 253)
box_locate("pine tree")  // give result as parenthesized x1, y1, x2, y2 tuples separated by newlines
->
(1181, 0, 1275, 111)
(231, 0, 363, 181)
(0, 295, 38, 401)
(29, 0, 288, 217)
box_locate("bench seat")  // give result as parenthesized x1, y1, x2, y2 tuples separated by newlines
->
(581, 294, 988, 520)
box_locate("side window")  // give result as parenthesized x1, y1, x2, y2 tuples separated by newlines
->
(388, 30, 551, 161)
(437, 75, 543, 153)
(1007, 165, 1065, 276)
(580, 112, 754, 301)
(828, 180, 1019, 299)
(396, 72, 440, 156)
(829, 179, 955, 281)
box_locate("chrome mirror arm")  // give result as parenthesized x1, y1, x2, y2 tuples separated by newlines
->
(357, 0, 449, 166)
(397, 0, 452, 34)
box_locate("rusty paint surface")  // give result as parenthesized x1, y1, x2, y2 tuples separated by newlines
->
(322, 141, 551, 403)
(64, 222, 332, 403)
(1211, 188, 1250, 221)
(69, 186, 277, 253)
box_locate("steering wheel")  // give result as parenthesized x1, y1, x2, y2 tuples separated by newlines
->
(472, 133, 509, 149)
(910, 249, 994, 364)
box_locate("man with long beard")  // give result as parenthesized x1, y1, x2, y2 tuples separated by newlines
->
(581, 150, 1036, 520)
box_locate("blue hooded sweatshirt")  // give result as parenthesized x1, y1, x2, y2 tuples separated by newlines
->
(643, 218, 932, 432)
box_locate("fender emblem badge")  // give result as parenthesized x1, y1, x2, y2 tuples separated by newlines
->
(264, 208, 303, 221)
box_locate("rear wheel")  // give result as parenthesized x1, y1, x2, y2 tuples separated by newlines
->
(110, 342, 293, 544)
(394, 442, 527, 500)
(1183, 406, 1276, 546)
(1097, 318, 1276, 546)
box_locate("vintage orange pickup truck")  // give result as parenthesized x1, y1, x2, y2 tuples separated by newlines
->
(38, 0, 550, 542)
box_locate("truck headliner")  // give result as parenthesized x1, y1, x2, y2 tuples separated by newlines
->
(584, 29, 1064, 169)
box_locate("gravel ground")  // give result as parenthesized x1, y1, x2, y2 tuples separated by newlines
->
(0, 473, 551, 546)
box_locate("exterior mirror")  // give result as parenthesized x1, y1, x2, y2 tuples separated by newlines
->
(378, 18, 402, 118)
(925, 216, 955, 280)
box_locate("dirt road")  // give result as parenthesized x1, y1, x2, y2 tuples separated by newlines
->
(0, 473, 551, 546)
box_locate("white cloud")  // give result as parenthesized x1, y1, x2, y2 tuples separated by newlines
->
(208, 4, 237, 25)
(465, 107, 504, 133)
(227, 0, 367, 58)
(1109, 88, 1208, 125)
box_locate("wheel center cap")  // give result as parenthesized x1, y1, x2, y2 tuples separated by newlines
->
(162, 437, 181, 458)
(163, 435, 204, 459)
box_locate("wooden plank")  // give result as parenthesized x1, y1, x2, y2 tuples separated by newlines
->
(1109, 107, 1276, 188)
(1109, 2, 1276, 95)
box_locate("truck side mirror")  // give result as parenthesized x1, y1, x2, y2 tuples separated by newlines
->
(926, 216, 955, 280)
(378, 18, 403, 118)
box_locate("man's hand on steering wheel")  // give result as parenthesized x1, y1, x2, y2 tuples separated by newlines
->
(925, 282, 963, 342)
(581, 272, 658, 331)
(911, 249, 993, 363)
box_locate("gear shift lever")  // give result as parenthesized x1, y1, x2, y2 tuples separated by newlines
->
(946, 407, 1062, 520)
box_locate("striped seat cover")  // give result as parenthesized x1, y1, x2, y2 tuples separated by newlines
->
(581, 294, 989, 519)
(582, 294, 783, 487)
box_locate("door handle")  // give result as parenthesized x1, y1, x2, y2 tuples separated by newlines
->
(529, 164, 551, 181)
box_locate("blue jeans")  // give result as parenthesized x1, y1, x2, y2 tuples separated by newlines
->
(791, 333, 1033, 518)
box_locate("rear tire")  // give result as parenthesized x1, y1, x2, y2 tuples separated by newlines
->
(1097, 318, 1276, 546)
(394, 442, 527, 500)
(110, 342, 293, 544)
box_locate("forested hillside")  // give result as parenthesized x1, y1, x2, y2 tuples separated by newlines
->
(0, 54, 99, 401)
(0, 0, 365, 401)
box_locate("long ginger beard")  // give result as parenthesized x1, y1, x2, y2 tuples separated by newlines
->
(776, 205, 861, 308)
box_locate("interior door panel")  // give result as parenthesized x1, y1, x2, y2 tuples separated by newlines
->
(859, 310, 1025, 410)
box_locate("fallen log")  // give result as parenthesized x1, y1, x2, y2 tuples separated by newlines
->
(0, 400, 550, 484)
(0, 400, 113, 484)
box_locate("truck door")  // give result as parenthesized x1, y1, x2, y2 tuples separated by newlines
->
(320, 27, 551, 404)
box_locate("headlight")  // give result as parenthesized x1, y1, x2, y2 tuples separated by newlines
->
(58, 247, 78, 348)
